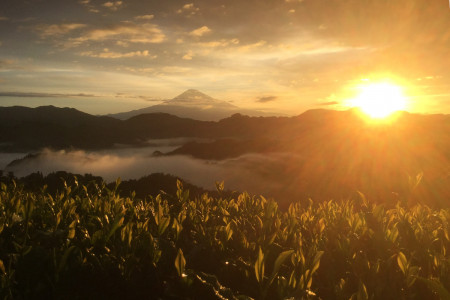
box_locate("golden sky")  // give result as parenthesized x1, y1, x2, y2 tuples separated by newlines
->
(0, 0, 449, 115)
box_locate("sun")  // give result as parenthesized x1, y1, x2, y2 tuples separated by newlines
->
(348, 82, 408, 119)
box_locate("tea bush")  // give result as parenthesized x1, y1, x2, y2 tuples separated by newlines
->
(0, 178, 448, 299)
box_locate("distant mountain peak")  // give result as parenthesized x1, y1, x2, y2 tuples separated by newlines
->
(166, 89, 219, 105)
(176, 89, 209, 98)
(106, 89, 274, 121)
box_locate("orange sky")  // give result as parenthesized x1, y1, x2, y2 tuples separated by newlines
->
(0, 0, 449, 115)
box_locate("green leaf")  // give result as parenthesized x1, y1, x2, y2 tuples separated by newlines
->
(176, 179, 183, 191)
(225, 222, 233, 241)
(397, 252, 408, 275)
(311, 251, 324, 274)
(268, 250, 294, 286)
(0, 259, 5, 274)
(357, 282, 369, 300)
(215, 181, 225, 193)
(175, 248, 186, 277)
(158, 217, 170, 236)
(406, 268, 419, 287)
(68, 220, 76, 239)
(255, 247, 265, 283)
(107, 214, 124, 240)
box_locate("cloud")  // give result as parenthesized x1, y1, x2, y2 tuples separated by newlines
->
(80, 49, 155, 59)
(71, 23, 165, 45)
(0, 59, 15, 69)
(103, 1, 123, 11)
(182, 50, 193, 60)
(135, 15, 154, 20)
(197, 39, 239, 48)
(1, 147, 297, 197)
(0, 92, 96, 98)
(35, 23, 86, 38)
(3, 147, 224, 187)
(177, 3, 199, 14)
(189, 26, 211, 37)
(256, 96, 278, 103)
(115, 93, 162, 102)
(183, 3, 194, 10)
(238, 40, 267, 52)
(78, 0, 99, 13)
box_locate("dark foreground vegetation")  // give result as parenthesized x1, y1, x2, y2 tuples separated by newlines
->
(0, 175, 449, 299)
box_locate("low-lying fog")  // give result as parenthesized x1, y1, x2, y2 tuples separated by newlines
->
(0, 138, 293, 198)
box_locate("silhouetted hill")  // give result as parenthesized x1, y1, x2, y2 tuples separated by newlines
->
(122, 113, 215, 140)
(0, 106, 122, 151)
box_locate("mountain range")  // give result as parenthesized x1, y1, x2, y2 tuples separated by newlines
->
(107, 89, 274, 121)
(0, 104, 449, 207)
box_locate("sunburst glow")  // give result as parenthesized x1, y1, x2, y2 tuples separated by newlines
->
(349, 82, 408, 118)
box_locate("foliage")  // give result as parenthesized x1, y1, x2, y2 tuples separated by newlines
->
(0, 177, 449, 299)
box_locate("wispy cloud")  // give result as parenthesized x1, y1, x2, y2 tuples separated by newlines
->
(0, 92, 96, 98)
(135, 15, 154, 20)
(35, 23, 86, 38)
(177, 3, 199, 15)
(256, 96, 278, 103)
(103, 1, 123, 11)
(115, 93, 162, 102)
(71, 23, 165, 45)
(80, 49, 155, 59)
(189, 26, 211, 37)
(197, 39, 239, 48)
(182, 50, 194, 60)
(78, 0, 99, 13)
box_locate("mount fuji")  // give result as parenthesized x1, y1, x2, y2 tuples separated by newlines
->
(108, 89, 273, 121)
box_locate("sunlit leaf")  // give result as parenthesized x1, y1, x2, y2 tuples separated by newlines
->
(255, 247, 265, 283)
(357, 282, 369, 300)
(397, 252, 408, 275)
(175, 248, 186, 277)
(268, 250, 294, 286)
(0, 259, 5, 274)
(311, 251, 324, 274)
(68, 220, 77, 239)
(107, 213, 124, 240)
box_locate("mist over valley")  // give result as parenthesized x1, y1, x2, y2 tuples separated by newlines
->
(1, 102, 449, 207)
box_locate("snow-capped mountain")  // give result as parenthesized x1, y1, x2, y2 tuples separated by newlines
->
(164, 89, 237, 109)
(107, 89, 271, 121)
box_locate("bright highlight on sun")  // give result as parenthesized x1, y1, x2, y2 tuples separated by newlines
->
(349, 82, 407, 119)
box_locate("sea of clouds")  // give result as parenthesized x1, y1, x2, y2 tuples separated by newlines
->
(0, 139, 296, 197)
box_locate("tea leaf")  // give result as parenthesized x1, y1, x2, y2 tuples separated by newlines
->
(268, 250, 294, 286)
(175, 248, 186, 277)
(255, 247, 265, 283)
(397, 252, 408, 275)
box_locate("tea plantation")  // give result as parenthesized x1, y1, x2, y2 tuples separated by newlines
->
(0, 178, 448, 299)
